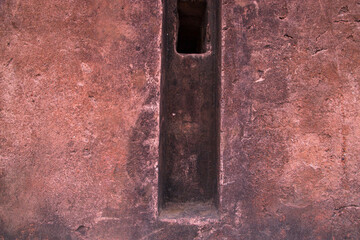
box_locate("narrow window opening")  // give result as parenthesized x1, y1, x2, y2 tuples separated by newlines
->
(177, 0, 207, 54)
(159, 0, 220, 221)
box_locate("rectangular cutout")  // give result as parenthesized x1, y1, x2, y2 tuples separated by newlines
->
(177, 0, 207, 53)
(159, 0, 221, 221)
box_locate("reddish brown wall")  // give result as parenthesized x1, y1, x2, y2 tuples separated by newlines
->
(0, 0, 359, 239)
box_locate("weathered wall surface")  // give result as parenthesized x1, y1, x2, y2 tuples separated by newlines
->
(0, 0, 359, 239)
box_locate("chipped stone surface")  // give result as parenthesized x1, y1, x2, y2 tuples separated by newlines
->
(0, 0, 359, 239)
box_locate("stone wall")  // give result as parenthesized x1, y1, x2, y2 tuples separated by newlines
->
(0, 0, 359, 239)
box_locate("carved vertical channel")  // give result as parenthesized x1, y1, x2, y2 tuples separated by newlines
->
(159, 0, 221, 220)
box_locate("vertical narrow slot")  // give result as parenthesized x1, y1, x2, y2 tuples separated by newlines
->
(177, 0, 207, 54)
(160, 0, 220, 221)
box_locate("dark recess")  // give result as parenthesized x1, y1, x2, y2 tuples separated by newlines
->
(159, 0, 220, 217)
(177, 0, 207, 54)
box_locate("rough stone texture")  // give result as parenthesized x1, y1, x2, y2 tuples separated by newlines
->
(0, 0, 359, 239)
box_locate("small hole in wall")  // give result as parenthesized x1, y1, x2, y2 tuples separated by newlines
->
(75, 225, 87, 235)
(177, 0, 207, 54)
